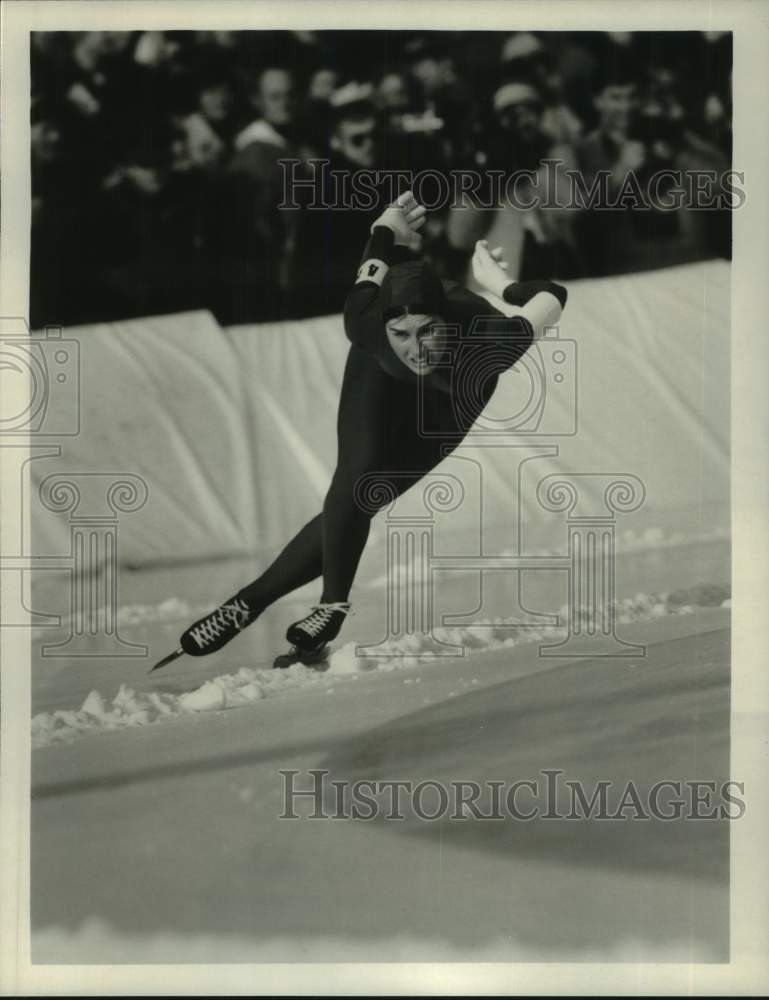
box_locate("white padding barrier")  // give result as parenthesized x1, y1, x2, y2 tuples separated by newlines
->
(29, 261, 728, 571)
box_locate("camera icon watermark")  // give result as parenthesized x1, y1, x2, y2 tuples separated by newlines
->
(0, 317, 80, 436)
(416, 317, 577, 440)
(0, 315, 147, 657)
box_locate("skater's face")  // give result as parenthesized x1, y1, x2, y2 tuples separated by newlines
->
(385, 312, 447, 375)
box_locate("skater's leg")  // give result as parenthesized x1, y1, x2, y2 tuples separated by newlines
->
(286, 355, 478, 650)
(286, 349, 398, 647)
(237, 513, 323, 611)
(241, 349, 394, 609)
(319, 472, 374, 603)
(314, 374, 481, 604)
(181, 349, 391, 659)
(319, 443, 439, 601)
(319, 348, 396, 603)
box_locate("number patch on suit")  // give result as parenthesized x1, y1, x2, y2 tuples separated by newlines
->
(355, 258, 388, 286)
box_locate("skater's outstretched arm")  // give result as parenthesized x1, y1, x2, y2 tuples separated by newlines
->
(471, 240, 568, 341)
(344, 191, 426, 352)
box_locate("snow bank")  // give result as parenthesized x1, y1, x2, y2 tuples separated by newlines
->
(32, 914, 715, 964)
(31, 583, 729, 750)
(31, 663, 330, 750)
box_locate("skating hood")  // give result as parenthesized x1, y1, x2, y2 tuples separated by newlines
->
(371, 262, 509, 387)
(379, 260, 446, 323)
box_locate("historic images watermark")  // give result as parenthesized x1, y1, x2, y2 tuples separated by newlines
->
(279, 159, 746, 212)
(0, 315, 148, 657)
(278, 769, 746, 822)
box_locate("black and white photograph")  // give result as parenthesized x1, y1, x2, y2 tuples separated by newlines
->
(1, 0, 768, 995)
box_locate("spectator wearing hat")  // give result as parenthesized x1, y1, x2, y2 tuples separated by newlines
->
(500, 32, 584, 148)
(448, 79, 580, 284)
(327, 82, 379, 169)
(405, 35, 470, 163)
(291, 83, 387, 318)
(575, 73, 646, 274)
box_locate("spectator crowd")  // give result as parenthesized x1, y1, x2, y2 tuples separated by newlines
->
(30, 29, 732, 328)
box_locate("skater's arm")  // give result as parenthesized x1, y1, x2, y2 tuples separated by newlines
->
(344, 192, 426, 350)
(353, 225, 409, 291)
(352, 192, 426, 288)
(502, 279, 568, 309)
(499, 284, 566, 341)
(472, 240, 567, 341)
(343, 227, 402, 350)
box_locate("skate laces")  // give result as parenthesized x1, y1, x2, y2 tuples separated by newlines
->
(298, 602, 352, 638)
(188, 597, 251, 648)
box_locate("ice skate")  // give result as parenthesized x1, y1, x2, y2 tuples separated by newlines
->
(149, 594, 258, 672)
(180, 594, 257, 656)
(285, 601, 352, 649)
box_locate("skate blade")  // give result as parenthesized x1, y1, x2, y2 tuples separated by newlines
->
(148, 647, 184, 673)
(273, 644, 329, 670)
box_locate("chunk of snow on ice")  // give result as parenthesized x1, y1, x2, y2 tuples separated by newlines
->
(327, 642, 362, 674)
(179, 681, 226, 712)
(237, 683, 263, 702)
(80, 690, 106, 719)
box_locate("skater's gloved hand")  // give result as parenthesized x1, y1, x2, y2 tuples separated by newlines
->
(471, 240, 511, 300)
(371, 190, 426, 252)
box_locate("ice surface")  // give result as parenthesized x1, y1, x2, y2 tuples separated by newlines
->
(31, 583, 729, 749)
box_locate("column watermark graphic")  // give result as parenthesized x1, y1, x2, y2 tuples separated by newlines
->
(1, 316, 148, 658)
(355, 467, 646, 660)
(37, 473, 148, 657)
(356, 314, 648, 660)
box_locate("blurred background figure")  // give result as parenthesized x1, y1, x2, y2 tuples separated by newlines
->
(575, 43, 732, 276)
(29, 29, 733, 328)
(225, 66, 299, 322)
(297, 66, 341, 157)
(575, 72, 646, 274)
(328, 83, 379, 171)
(292, 82, 384, 317)
(500, 32, 583, 148)
(448, 78, 581, 286)
(404, 34, 470, 164)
